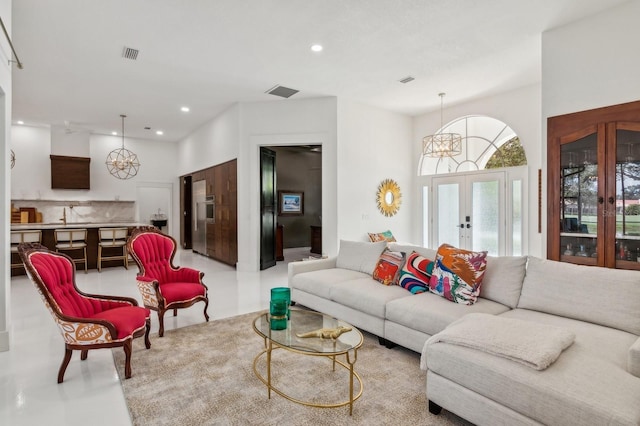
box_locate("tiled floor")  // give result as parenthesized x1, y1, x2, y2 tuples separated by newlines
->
(0, 247, 311, 426)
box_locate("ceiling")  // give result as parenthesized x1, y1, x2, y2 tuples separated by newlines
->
(11, 0, 629, 142)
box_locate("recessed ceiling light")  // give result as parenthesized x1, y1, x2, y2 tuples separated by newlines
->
(156, 130, 164, 135)
(310, 44, 323, 52)
(181, 106, 190, 112)
(111, 131, 118, 135)
(17, 120, 24, 125)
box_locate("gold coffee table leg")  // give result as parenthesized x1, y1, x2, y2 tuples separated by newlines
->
(346, 348, 358, 415)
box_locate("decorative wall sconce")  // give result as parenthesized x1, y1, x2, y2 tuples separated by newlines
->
(10, 149, 15, 168)
(376, 179, 402, 217)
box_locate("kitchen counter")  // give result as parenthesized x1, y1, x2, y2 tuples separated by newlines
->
(10, 222, 150, 276)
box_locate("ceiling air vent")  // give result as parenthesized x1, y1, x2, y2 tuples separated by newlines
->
(265, 85, 299, 99)
(122, 46, 139, 60)
(399, 76, 415, 84)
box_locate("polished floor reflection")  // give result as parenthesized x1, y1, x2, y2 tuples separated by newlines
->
(0, 247, 309, 426)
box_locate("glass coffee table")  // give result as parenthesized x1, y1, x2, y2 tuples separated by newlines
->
(252, 309, 364, 415)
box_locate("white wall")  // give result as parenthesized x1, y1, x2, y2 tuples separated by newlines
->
(177, 103, 240, 176)
(337, 100, 414, 243)
(10, 127, 181, 235)
(541, 0, 640, 251)
(1, 0, 14, 351)
(412, 84, 542, 256)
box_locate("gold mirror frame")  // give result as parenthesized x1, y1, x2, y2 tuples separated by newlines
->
(376, 179, 402, 217)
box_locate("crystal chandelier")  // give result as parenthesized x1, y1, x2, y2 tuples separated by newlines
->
(422, 93, 462, 158)
(105, 114, 140, 179)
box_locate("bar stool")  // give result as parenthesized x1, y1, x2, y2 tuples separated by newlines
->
(11, 230, 42, 270)
(54, 228, 88, 273)
(97, 227, 129, 272)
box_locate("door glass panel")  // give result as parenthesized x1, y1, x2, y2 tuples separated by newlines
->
(560, 134, 598, 258)
(472, 180, 499, 255)
(437, 183, 459, 247)
(615, 129, 640, 261)
(422, 186, 429, 246)
(512, 180, 522, 256)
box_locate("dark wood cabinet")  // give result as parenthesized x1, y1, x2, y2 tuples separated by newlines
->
(310, 225, 322, 255)
(182, 159, 238, 266)
(548, 100, 640, 270)
(209, 159, 237, 266)
(50, 155, 90, 189)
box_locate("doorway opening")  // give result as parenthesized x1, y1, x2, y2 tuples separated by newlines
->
(259, 145, 322, 269)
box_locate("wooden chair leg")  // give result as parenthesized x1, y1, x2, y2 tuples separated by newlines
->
(58, 347, 73, 383)
(80, 349, 88, 360)
(144, 318, 151, 349)
(158, 310, 165, 337)
(173, 308, 177, 316)
(83, 247, 87, 274)
(97, 245, 102, 272)
(123, 247, 128, 269)
(203, 300, 210, 322)
(123, 339, 133, 379)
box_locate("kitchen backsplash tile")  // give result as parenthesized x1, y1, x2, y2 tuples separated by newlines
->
(11, 200, 135, 224)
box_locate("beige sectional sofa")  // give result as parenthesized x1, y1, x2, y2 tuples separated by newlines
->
(288, 240, 640, 425)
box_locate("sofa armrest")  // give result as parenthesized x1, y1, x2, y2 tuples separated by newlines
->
(629, 336, 640, 378)
(288, 257, 337, 284)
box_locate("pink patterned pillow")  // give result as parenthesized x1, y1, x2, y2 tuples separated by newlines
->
(428, 244, 488, 305)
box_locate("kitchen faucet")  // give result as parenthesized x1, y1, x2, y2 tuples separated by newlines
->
(60, 207, 67, 226)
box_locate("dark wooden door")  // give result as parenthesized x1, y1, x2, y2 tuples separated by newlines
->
(182, 175, 193, 249)
(260, 147, 277, 270)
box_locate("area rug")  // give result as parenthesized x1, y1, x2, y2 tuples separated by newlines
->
(112, 311, 470, 425)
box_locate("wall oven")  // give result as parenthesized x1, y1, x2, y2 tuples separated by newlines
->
(205, 195, 215, 223)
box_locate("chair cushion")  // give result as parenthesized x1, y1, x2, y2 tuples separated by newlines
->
(29, 252, 102, 317)
(91, 306, 150, 340)
(159, 282, 206, 304)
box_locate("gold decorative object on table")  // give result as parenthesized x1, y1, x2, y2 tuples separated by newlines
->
(376, 178, 402, 217)
(296, 326, 352, 340)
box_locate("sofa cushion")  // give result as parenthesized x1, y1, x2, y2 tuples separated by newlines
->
(386, 292, 510, 337)
(372, 249, 406, 285)
(426, 311, 640, 426)
(336, 240, 387, 275)
(398, 251, 434, 294)
(388, 243, 437, 260)
(429, 244, 488, 305)
(328, 277, 409, 318)
(290, 268, 370, 300)
(480, 255, 527, 308)
(518, 257, 640, 335)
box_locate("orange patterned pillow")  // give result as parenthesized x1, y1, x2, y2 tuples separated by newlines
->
(428, 244, 488, 305)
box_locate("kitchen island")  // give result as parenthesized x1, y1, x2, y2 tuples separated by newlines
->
(11, 222, 148, 275)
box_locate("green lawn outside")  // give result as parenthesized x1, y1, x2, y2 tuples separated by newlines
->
(565, 214, 640, 235)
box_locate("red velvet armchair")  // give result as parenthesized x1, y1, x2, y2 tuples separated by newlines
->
(127, 226, 209, 337)
(18, 243, 151, 383)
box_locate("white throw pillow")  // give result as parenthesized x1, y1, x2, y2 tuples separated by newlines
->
(336, 240, 387, 275)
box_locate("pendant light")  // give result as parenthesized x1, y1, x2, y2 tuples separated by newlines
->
(422, 93, 462, 158)
(105, 114, 140, 179)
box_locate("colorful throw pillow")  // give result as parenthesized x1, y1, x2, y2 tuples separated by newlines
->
(368, 230, 397, 243)
(398, 251, 434, 294)
(372, 249, 406, 286)
(428, 244, 488, 305)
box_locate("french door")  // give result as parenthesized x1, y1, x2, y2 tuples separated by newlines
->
(421, 167, 526, 256)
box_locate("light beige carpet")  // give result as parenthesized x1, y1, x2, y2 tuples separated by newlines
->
(113, 311, 471, 425)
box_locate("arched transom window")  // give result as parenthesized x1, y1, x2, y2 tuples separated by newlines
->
(419, 115, 527, 175)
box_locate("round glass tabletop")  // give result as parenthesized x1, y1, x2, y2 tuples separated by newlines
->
(253, 309, 363, 355)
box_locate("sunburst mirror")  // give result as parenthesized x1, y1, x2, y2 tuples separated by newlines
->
(376, 178, 402, 217)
